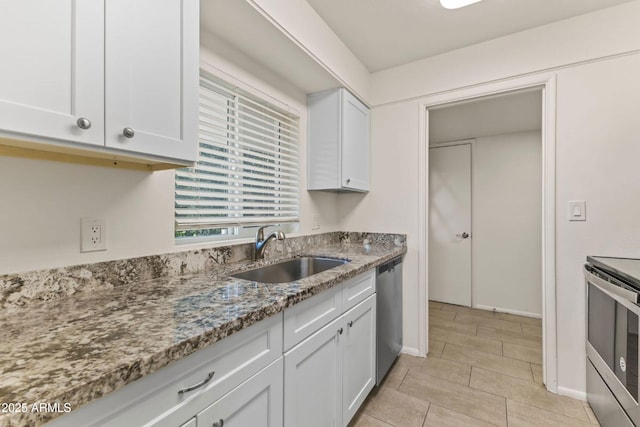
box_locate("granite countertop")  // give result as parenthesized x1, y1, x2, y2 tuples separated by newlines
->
(0, 241, 406, 426)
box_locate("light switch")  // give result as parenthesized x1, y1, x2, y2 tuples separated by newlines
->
(568, 200, 586, 221)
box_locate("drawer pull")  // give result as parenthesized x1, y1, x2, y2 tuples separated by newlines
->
(213, 419, 224, 427)
(178, 371, 215, 394)
(338, 327, 343, 335)
(347, 321, 354, 327)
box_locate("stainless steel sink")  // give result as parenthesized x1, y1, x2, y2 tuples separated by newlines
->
(231, 257, 349, 284)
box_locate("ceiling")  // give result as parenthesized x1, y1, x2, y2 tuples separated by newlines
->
(305, 0, 635, 72)
(429, 89, 542, 144)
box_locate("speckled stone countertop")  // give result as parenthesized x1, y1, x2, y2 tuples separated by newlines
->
(0, 240, 405, 426)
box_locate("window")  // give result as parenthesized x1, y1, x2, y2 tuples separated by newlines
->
(175, 70, 300, 241)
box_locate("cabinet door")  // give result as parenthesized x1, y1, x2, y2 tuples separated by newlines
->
(342, 294, 376, 426)
(105, 0, 198, 161)
(340, 89, 370, 192)
(0, 0, 104, 146)
(284, 316, 343, 427)
(197, 358, 283, 427)
(284, 283, 343, 351)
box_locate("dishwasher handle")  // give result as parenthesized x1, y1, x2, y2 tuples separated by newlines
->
(377, 256, 402, 275)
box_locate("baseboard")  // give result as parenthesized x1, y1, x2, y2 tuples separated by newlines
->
(401, 346, 421, 357)
(557, 386, 587, 401)
(474, 304, 542, 319)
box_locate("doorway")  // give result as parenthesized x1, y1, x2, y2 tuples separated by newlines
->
(418, 74, 558, 392)
(428, 89, 543, 316)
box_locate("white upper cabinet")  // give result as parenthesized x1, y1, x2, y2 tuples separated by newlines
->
(307, 88, 370, 192)
(0, 0, 198, 167)
(105, 0, 198, 161)
(0, 0, 104, 146)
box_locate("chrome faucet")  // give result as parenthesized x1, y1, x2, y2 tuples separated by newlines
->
(255, 226, 286, 260)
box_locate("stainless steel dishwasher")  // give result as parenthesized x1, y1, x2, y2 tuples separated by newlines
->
(376, 256, 403, 385)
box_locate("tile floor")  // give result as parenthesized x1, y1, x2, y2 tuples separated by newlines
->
(350, 301, 600, 427)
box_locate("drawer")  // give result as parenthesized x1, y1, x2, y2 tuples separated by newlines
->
(284, 284, 343, 351)
(47, 313, 283, 427)
(587, 359, 634, 427)
(343, 270, 375, 312)
(196, 358, 283, 427)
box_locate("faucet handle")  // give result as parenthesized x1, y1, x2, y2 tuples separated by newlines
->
(256, 226, 267, 241)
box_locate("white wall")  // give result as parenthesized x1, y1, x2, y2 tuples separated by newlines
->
(338, 1, 640, 394)
(0, 33, 340, 275)
(553, 53, 640, 395)
(338, 102, 421, 354)
(473, 132, 542, 316)
(371, 0, 640, 105)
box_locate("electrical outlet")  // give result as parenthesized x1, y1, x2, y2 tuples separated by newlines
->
(81, 218, 107, 252)
(312, 214, 320, 230)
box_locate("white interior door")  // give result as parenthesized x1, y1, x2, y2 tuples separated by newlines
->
(429, 143, 472, 306)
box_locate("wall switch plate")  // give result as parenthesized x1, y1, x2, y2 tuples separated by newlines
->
(81, 218, 107, 252)
(568, 200, 586, 221)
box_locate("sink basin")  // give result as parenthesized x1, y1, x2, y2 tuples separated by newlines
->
(231, 257, 349, 284)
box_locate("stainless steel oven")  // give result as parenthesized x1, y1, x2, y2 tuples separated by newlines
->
(585, 256, 640, 426)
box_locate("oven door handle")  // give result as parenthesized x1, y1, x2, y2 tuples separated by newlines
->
(584, 266, 638, 306)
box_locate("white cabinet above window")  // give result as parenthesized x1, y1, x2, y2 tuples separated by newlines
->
(307, 88, 370, 192)
(0, 0, 198, 170)
(0, 1, 104, 147)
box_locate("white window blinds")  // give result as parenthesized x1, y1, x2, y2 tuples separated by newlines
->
(175, 72, 300, 233)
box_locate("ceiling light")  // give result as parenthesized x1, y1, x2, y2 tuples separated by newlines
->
(440, 0, 484, 9)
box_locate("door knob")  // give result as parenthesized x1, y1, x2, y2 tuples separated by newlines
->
(456, 232, 470, 239)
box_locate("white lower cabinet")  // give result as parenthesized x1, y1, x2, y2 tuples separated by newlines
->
(44, 270, 378, 427)
(196, 358, 283, 427)
(342, 294, 377, 424)
(284, 316, 343, 427)
(45, 313, 283, 427)
(284, 294, 376, 427)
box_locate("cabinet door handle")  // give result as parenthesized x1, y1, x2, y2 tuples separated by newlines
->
(177, 371, 215, 394)
(338, 327, 343, 335)
(213, 419, 224, 427)
(76, 117, 92, 130)
(123, 127, 135, 138)
(346, 178, 351, 184)
(347, 321, 354, 327)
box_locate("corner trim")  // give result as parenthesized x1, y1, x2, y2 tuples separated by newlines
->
(558, 386, 588, 402)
